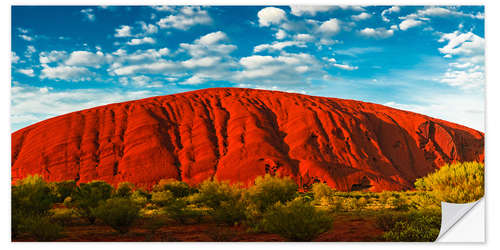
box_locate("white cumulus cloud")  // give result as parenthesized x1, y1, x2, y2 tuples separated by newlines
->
(257, 7, 286, 27)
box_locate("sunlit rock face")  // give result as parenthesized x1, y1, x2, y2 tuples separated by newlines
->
(11, 88, 484, 191)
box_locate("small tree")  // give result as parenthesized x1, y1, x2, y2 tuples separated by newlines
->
(261, 198, 333, 241)
(153, 179, 195, 198)
(196, 180, 241, 209)
(12, 175, 54, 215)
(11, 175, 66, 240)
(311, 182, 334, 202)
(195, 180, 246, 225)
(69, 181, 113, 224)
(246, 174, 298, 212)
(94, 197, 140, 234)
(114, 182, 134, 198)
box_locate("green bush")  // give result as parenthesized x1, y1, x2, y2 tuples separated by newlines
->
(22, 216, 64, 241)
(69, 181, 113, 224)
(409, 192, 440, 210)
(94, 197, 140, 234)
(261, 198, 333, 241)
(114, 182, 134, 198)
(415, 161, 484, 203)
(12, 175, 54, 216)
(163, 198, 204, 224)
(49, 180, 76, 203)
(376, 210, 441, 242)
(311, 182, 334, 201)
(190, 180, 246, 225)
(151, 190, 174, 206)
(211, 200, 246, 225)
(196, 180, 242, 209)
(246, 174, 298, 212)
(131, 189, 149, 206)
(154, 179, 195, 198)
(12, 175, 55, 238)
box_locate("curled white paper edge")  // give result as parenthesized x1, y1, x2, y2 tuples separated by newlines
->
(436, 197, 484, 241)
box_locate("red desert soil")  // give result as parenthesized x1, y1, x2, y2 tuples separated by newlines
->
(11, 88, 484, 191)
(15, 216, 383, 242)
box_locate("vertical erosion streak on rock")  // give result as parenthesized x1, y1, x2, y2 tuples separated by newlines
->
(211, 95, 231, 177)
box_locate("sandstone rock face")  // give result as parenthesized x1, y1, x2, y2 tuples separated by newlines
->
(11, 88, 484, 191)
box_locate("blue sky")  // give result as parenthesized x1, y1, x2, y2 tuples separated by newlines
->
(11, 5, 485, 132)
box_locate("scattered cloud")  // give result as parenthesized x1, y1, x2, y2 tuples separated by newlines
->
(139, 21, 158, 34)
(65, 51, 108, 68)
(80, 8, 95, 22)
(157, 6, 212, 30)
(179, 31, 236, 57)
(381, 6, 400, 22)
(437, 30, 484, 90)
(12, 52, 20, 63)
(257, 7, 286, 27)
(275, 29, 287, 40)
(39, 50, 68, 64)
(254, 41, 306, 53)
(352, 12, 372, 21)
(289, 6, 335, 16)
(332, 63, 358, 70)
(234, 52, 323, 85)
(40, 65, 94, 81)
(19, 34, 33, 41)
(181, 56, 221, 68)
(17, 68, 35, 77)
(318, 18, 341, 35)
(438, 31, 484, 57)
(359, 27, 394, 38)
(126, 37, 156, 45)
(399, 19, 423, 30)
(115, 25, 132, 37)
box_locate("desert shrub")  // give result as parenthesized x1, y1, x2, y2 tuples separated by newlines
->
(415, 161, 484, 203)
(94, 197, 140, 234)
(342, 197, 359, 211)
(114, 182, 134, 198)
(375, 210, 440, 241)
(49, 180, 77, 203)
(386, 196, 411, 211)
(192, 180, 246, 225)
(154, 179, 195, 198)
(261, 198, 333, 241)
(163, 198, 204, 224)
(409, 192, 440, 210)
(12, 175, 54, 216)
(22, 216, 63, 241)
(196, 180, 242, 208)
(357, 197, 368, 209)
(311, 182, 334, 202)
(151, 190, 175, 206)
(211, 200, 246, 225)
(246, 174, 298, 212)
(69, 181, 113, 224)
(131, 190, 149, 206)
(12, 175, 55, 238)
